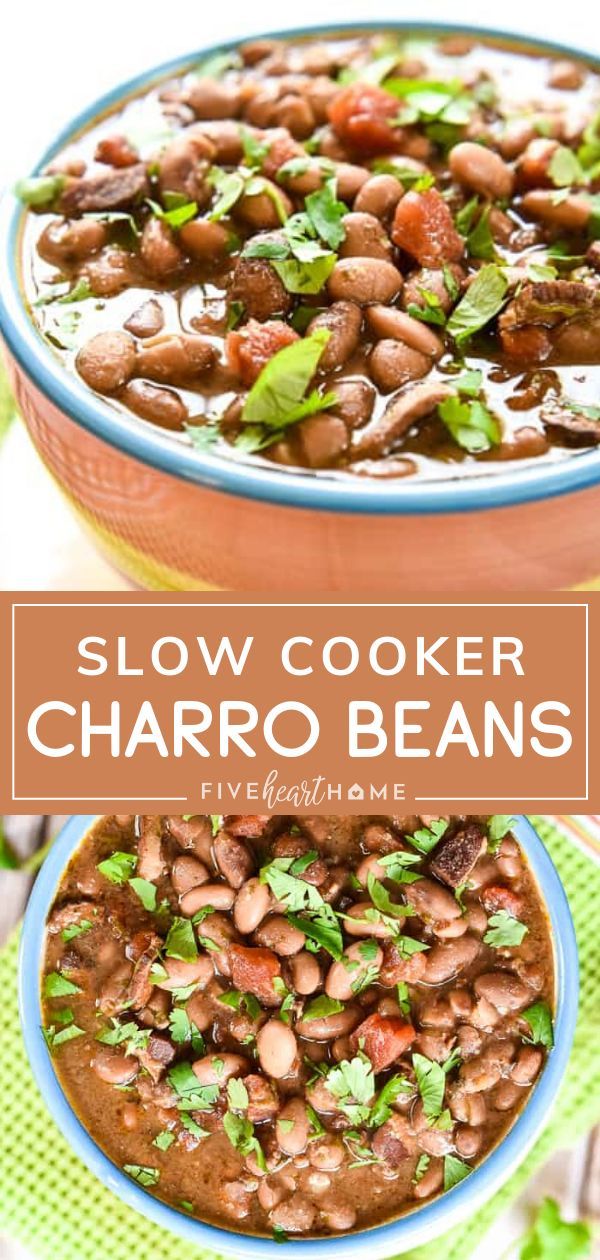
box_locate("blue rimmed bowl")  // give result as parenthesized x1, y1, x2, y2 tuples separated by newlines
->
(1, 23, 600, 591)
(19, 813, 578, 1257)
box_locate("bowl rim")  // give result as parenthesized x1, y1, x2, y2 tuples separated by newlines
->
(1, 21, 600, 518)
(19, 812, 578, 1257)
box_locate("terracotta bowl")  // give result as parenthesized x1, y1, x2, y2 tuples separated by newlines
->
(2, 23, 600, 592)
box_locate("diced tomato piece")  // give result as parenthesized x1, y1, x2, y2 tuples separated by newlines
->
(328, 82, 402, 155)
(229, 945, 282, 1006)
(482, 885, 523, 917)
(350, 1013, 416, 1072)
(226, 319, 300, 387)
(392, 188, 464, 266)
(499, 325, 552, 362)
(225, 814, 271, 838)
(94, 134, 139, 168)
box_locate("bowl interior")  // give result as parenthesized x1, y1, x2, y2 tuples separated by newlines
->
(18, 813, 578, 1257)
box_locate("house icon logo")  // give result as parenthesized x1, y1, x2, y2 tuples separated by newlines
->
(348, 783, 365, 801)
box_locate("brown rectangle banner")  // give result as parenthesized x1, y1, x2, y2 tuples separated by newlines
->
(1, 593, 595, 812)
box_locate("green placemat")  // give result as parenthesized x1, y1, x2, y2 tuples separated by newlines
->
(1, 818, 599, 1260)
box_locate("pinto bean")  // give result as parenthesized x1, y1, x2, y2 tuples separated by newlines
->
(548, 59, 584, 89)
(352, 381, 453, 459)
(234, 878, 272, 935)
(92, 1047, 139, 1085)
(329, 379, 375, 429)
(167, 815, 213, 862)
(366, 305, 444, 359)
(172, 855, 210, 897)
(257, 1020, 298, 1078)
(192, 1053, 249, 1087)
(521, 190, 592, 231)
(213, 832, 254, 889)
(423, 934, 481, 985)
(474, 972, 530, 1012)
(37, 216, 107, 265)
(136, 334, 216, 386)
(270, 1193, 316, 1234)
(137, 816, 166, 882)
(276, 1097, 311, 1154)
(449, 141, 514, 199)
(308, 1137, 344, 1170)
(124, 299, 165, 339)
(321, 1203, 357, 1231)
(187, 77, 243, 119)
(296, 1004, 361, 1041)
(412, 1158, 444, 1199)
(412, 1101, 455, 1156)
(76, 331, 136, 394)
(493, 1081, 522, 1110)
(179, 218, 231, 260)
(455, 1126, 483, 1159)
(140, 217, 183, 278)
(307, 301, 362, 370)
(194, 120, 243, 165)
(154, 954, 214, 991)
(296, 414, 349, 468)
(158, 133, 214, 202)
(287, 951, 322, 995)
(325, 941, 383, 1001)
(83, 246, 140, 296)
(339, 211, 392, 260)
(120, 380, 188, 430)
(511, 1045, 543, 1085)
(354, 174, 404, 221)
(328, 256, 403, 304)
(181, 883, 235, 915)
(356, 854, 387, 886)
(335, 163, 371, 202)
(405, 877, 462, 923)
(235, 182, 292, 229)
(370, 340, 431, 391)
(344, 901, 398, 937)
(255, 915, 306, 956)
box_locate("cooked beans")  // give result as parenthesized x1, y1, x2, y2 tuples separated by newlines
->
(22, 31, 600, 479)
(449, 141, 514, 199)
(328, 257, 403, 305)
(42, 812, 553, 1239)
(256, 1019, 298, 1078)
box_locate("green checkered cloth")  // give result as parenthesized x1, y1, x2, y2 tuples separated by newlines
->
(1, 818, 598, 1260)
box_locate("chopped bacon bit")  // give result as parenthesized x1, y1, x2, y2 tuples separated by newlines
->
(229, 944, 282, 1006)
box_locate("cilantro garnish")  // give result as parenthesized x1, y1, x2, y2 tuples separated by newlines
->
(123, 1164, 160, 1187)
(153, 1130, 175, 1151)
(44, 972, 82, 998)
(443, 1154, 471, 1191)
(128, 877, 157, 912)
(446, 264, 508, 344)
(168, 1062, 219, 1112)
(484, 909, 528, 948)
(522, 1001, 554, 1049)
(164, 917, 198, 963)
(97, 851, 137, 884)
(405, 819, 448, 854)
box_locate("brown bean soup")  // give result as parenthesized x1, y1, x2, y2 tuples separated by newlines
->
(41, 813, 554, 1238)
(18, 31, 600, 481)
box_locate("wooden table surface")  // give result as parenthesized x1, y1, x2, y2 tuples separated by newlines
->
(1, 816, 598, 1260)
